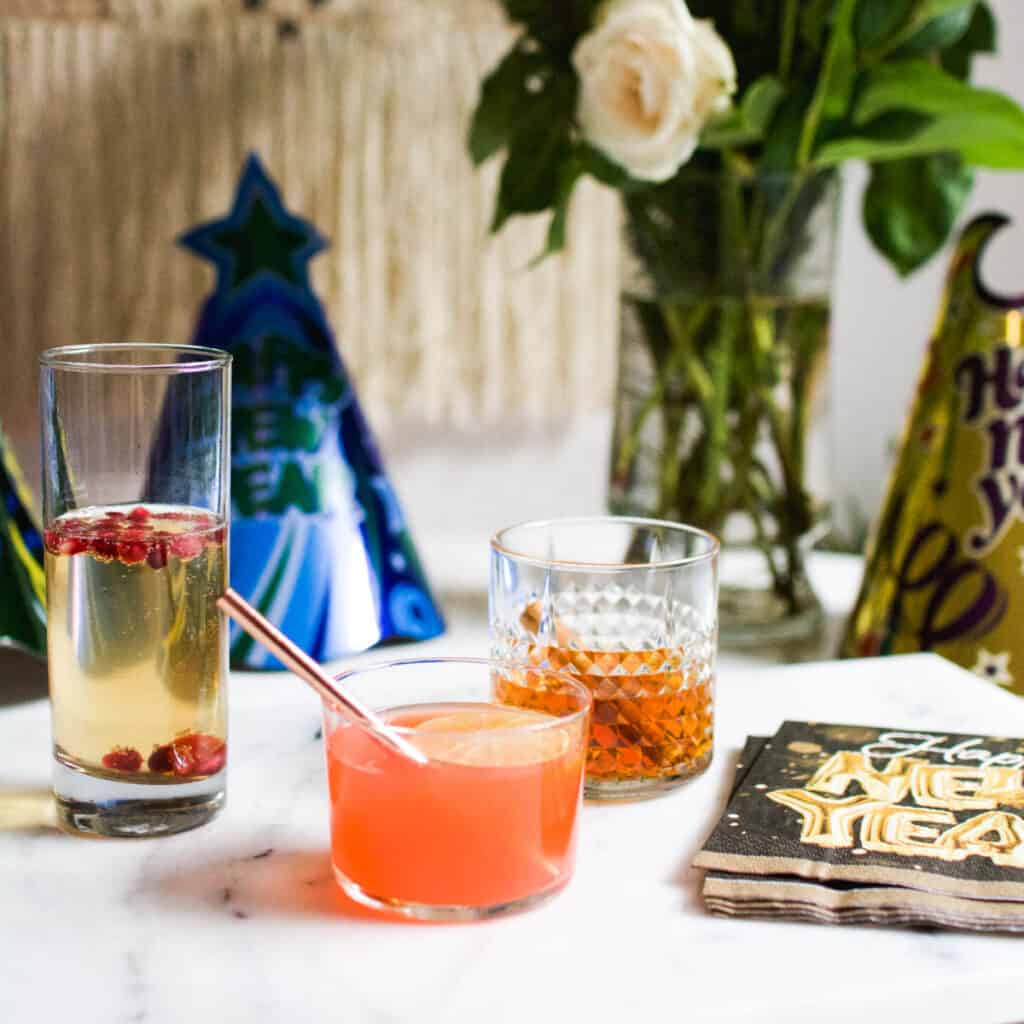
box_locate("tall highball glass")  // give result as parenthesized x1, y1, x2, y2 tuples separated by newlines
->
(40, 344, 231, 836)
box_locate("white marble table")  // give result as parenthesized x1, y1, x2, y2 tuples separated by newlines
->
(4, 567, 1024, 1022)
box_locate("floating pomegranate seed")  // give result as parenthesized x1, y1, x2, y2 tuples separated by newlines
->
(169, 533, 204, 560)
(44, 530, 87, 556)
(146, 541, 169, 570)
(104, 511, 126, 521)
(129, 506, 150, 522)
(118, 541, 149, 565)
(91, 537, 118, 561)
(102, 747, 143, 772)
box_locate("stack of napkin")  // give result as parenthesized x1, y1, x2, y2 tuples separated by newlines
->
(694, 722, 1024, 932)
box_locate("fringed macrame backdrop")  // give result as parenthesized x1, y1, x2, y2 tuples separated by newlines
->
(0, 0, 619, 480)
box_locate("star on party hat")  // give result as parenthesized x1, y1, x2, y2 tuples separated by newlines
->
(0, 425, 45, 656)
(174, 154, 444, 669)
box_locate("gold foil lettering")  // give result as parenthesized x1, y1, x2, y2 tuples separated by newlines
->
(766, 790, 885, 847)
(975, 767, 1024, 807)
(769, 748, 1024, 866)
(860, 806, 960, 860)
(910, 764, 996, 810)
(805, 751, 917, 802)
(937, 811, 1024, 867)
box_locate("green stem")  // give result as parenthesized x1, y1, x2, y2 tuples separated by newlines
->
(779, 0, 798, 80)
(613, 302, 712, 478)
(659, 400, 685, 520)
(756, 171, 809, 283)
(747, 465, 790, 597)
(694, 154, 747, 518)
(698, 303, 738, 518)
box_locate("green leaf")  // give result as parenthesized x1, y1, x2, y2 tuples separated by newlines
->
(822, 59, 1024, 167)
(910, 0, 977, 26)
(743, 76, 786, 134)
(490, 76, 576, 231)
(800, 0, 840, 52)
(861, 0, 977, 60)
(797, 0, 857, 166)
(501, 0, 548, 22)
(852, 59, 1004, 123)
(700, 110, 760, 149)
(500, 1, 599, 50)
(855, 0, 913, 49)
(941, 1, 995, 78)
(538, 154, 585, 261)
(862, 153, 973, 275)
(814, 108, 1024, 169)
(700, 77, 785, 151)
(895, 5, 975, 56)
(896, 0, 978, 43)
(577, 143, 636, 189)
(468, 41, 551, 166)
(761, 86, 814, 172)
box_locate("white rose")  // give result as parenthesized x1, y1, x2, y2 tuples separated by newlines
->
(572, 0, 737, 182)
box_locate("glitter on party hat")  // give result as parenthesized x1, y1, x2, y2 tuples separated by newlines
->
(841, 214, 1024, 694)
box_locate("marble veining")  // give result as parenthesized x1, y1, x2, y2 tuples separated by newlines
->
(4, 639, 1024, 1023)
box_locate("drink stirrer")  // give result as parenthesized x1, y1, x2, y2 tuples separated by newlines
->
(217, 587, 429, 766)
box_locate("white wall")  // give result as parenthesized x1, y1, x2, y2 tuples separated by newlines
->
(831, 0, 1024, 540)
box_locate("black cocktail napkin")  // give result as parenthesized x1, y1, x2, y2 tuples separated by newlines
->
(695, 722, 1024, 932)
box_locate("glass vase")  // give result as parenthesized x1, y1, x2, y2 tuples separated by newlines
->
(609, 167, 838, 648)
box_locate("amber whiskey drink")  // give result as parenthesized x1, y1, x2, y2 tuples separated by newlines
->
(497, 640, 713, 784)
(491, 517, 718, 799)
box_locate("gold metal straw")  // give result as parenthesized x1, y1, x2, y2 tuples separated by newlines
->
(217, 587, 428, 766)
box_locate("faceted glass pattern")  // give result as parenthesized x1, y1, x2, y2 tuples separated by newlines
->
(491, 518, 718, 799)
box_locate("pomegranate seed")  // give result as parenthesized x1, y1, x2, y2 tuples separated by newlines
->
(118, 541, 149, 565)
(147, 744, 174, 773)
(189, 734, 227, 775)
(104, 511, 126, 521)
(146, 542, 168, 570)
(168, 740, 196, 776)
(61, 537, 88, 556)
(91, 537, 118, 561)
(148, 734, 226, 777)
(169, 533, 204, 560)
(129, 506, 150, 522)
(102, 747, 143, 772)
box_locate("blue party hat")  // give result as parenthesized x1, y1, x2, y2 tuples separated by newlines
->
(175, 154, 444, 668)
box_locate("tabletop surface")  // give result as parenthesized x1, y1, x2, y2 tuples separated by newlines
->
(4, 560, 1024, 1024)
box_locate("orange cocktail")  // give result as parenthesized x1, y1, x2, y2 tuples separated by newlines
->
(322, 659, 591, 920)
